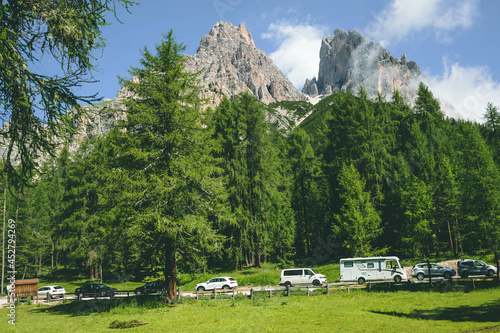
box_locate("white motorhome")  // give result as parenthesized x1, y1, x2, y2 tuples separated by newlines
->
(340, 256, 407, 284)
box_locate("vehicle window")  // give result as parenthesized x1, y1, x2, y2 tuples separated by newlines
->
(54, 286, 63, 289)
(229, 278, 235, 281)
(305, 270, 314, 276)
(475, 261, 484, 267)
(284, 270, 302, 276)
(464, 261, 473, 267)
(367, 263, 374, 268)
(209, 279, 216, 283)
(386, 260, 399, 269)
(344, 261, 353, 268)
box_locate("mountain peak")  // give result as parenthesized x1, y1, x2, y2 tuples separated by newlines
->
(187, 22, 305, 108)
(304, 28, 423, 102)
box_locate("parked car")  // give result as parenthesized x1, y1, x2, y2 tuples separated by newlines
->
(38, 285, 66, 299)
(457, 259, 497, 278)
(280, 268, 328, 286)
(75, 283, 118, 298)
(134, 280, 166, 295)
(195, 277, 238, 291)
(412, 263, 456, 280)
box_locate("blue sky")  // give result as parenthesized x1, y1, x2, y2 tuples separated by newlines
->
(82, 0, 500, 122)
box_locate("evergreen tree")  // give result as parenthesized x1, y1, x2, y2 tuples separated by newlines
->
(0, 0, 136, 185)
(287, 128, 321, 258)
(400, 175, 434, 258)
(483, 103, 500, 164)
(118, 31, 225, 299)
(334, 163, 381, 257)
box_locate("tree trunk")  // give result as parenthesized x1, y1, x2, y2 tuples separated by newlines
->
(447, 220, 456, 257)
(164, 239, 177, 301)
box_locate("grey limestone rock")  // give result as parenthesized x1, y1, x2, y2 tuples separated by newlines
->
(305, 28, 424, 103)
(185, 21, 306, 108)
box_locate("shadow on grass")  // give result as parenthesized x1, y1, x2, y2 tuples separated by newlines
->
(31, 296, 170, 317)
(371, 299, 500, 323)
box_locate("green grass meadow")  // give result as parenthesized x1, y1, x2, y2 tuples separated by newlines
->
(2, 287, 500, 332)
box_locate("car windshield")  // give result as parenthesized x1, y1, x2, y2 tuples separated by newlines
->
(311, 269, 319, 274)
(54, 286, 64, 289)
(229, 278, 235, 281)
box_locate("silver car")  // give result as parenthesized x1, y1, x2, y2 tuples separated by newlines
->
(457, 259, 497, 278)
(412, 263, 456, 280)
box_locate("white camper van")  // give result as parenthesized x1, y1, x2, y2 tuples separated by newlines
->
(340, 256, 407, 284)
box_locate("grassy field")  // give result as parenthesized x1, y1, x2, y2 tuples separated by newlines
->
(2, 286, 500, 332)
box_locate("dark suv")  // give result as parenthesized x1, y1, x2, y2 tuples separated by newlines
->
(134, 280, 166, 295)
(75, 283, 118, 298)
(457, 259, 497, 278)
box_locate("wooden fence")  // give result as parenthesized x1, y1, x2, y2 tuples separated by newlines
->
(22, 276, 498, 304)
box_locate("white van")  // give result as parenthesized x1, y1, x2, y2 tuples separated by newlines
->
(340, 256, 407, 284)
(280, 268, 327, 286)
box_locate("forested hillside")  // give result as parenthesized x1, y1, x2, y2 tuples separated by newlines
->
(3, 33, 500, 290)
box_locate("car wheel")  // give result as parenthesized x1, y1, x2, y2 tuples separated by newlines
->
(197, 286, 205, 292)
(486, 269, 495, 277)
(443, 272, 452, 280)
(312, 279, 321, 286)
(100, 291, 107, 297)
(417, 273, 425, 281)
(394, 275, 402, 283)
(222, 285, 230, 290)
(357, 277, 365, 285)
(136, 290, 142, 295)
(79, 292, 84, 298)
(460, 272, 469, 278)
(284, 281, 292, 287)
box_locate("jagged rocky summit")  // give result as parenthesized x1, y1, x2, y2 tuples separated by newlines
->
(185, 21, 306, 108)
(303, 28, 424, 102)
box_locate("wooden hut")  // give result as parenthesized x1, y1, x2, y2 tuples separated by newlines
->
(14, 279, 39, 303)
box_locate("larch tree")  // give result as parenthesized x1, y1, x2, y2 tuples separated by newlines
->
(0, 0, 136, 185)
(118, 31, 225, 300)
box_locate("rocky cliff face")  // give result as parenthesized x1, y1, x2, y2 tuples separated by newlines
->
(303, 29, 423, 102)
(185, 21, 306, 107)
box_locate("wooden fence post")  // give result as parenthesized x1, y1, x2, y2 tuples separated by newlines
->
(213, 288, 217, 299)
(472, 278, 475, 290)
(326, 284, 330, 295)
(233, 289, 236, 298)
(286, 285, 290, 297)
(196, 289, 199, 300)
(250, 288, 254, 299)
(307, 286, 310, 296)
(347, 286, 350, 294)
(127, 290, 130, 297)
(269, 289, 272, 298)
(177, 287, 181, 300)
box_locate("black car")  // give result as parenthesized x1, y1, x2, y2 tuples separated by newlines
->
(75, 283, 118, 298)
(134, 280, 166, 295)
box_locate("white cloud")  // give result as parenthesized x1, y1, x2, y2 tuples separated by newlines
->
(262, 22, 327, 89)
(424, 59, 500, 123)
(367, 0, 479, 45)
